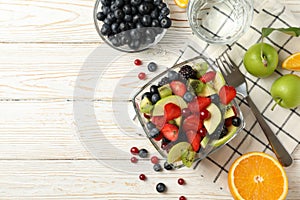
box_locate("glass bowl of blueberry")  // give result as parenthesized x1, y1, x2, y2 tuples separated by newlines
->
(132, 55, 245, 168)
(94, 0, 172, 52)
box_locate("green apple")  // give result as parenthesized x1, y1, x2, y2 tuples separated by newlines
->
(243, 43, 278, 78)
(270, 74, 300, 110)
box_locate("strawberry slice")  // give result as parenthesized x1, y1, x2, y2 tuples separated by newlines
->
(151, 116, 166, 129)
(161, 123, 179, 142)
(188, 96, 211, 113)
(200, 71, 216, 83)
(182, 114, 203, 132)
(170, 81, 187, 97)
(164, 103, 181, 121)
(186, 130, 201, 152)
(219, 85, 236, 105)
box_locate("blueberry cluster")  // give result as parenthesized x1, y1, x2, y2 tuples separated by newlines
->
(96, 0, 172, 50)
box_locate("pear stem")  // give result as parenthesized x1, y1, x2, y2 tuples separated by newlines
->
(271, 99, 282, 111)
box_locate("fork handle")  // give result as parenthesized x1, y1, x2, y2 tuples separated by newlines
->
(245, 96, 293, 167)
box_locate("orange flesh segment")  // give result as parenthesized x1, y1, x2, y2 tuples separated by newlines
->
(282, 52, 300, 71)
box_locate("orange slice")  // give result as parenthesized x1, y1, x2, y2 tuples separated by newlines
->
(282, 52, 300, 71)
(228, 152, 288, 200)
(174, 0, 188, 8)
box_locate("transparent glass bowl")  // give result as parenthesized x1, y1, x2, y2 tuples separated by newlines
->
(187, 0, 253, 45)
(132, 55, 244, 168)
(94, 0, 170, 52)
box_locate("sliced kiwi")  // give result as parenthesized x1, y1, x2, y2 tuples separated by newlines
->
(181, 148, 196, 168)
(193, 62, 209, 78)
(187, 79, 204, 94)
(140, 97, 153, 114)
(167, 142, 192, 164)
(158, 84, 172, 98)
(224, 106, 235, 119)
(197, 83, 216, 97)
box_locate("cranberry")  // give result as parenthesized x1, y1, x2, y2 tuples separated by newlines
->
(199, 109, 210, 120)
(151, 156, 159, 164)
(198, 127, 207, 137)
(178, 178, 185, 185)
(130, 147, 139, 155)
(134, 59, 142, 66)
(138, 72, 146, 80)
(139, 174, 146, 181)
(130, 157, 138, 163)
(179, 196, 187, 200)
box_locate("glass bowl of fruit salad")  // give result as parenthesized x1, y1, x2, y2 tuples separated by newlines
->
(94, 0, 172, 52)
(132, 55, 244, 168)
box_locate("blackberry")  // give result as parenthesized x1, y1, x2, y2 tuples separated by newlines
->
(178, 65, 197, 80)
(158, 77, 170, 86)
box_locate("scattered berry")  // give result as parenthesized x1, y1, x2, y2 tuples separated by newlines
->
(134, 59, 142, 66)
(148, 62, 158, 72)
(232, 116, 241, 127)
(178, 178, 185, 185)
(153, 163, 163, 172)
(164, 161, 173, 170)
(139, 174, 146, 181)
(179, 196, 187, 200)
(138, 72, 146, 80)
(131, 156, 138, 163)
(130, 147, 139, 155)
(138, 148, 148, 158)
(156, 182, 167, 193)
(151, 156, 159, 164)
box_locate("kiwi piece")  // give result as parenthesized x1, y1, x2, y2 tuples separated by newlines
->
(193, 62, 209, 78)
(167, 142, 192, 164)
(158, 84, 172, 98)
(187, 79, 204, 94)
(181, 148, 196, 168)
(140, 97, 153, 114)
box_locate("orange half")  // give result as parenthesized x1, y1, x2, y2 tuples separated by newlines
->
(282, 52, 300, 71)
(174, 0, 188, 8)
(228, 152, 288, 200)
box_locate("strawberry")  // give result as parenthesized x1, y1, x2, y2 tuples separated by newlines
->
(186, 130, 201, 152)
(170, 81, 187, 97)
(161, 123, 179, 142)
(182, 114, 203, 132)
(219, 85, 236, 105)
(200, 71, 216, 83)
(164, 103, 181, 121)
(151, 116, 166, 129)
(188, 96, 211, 113)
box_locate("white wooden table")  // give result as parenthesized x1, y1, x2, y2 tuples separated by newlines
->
(0, 0, 299, 199)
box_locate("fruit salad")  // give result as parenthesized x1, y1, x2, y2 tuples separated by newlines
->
(133, 56, 244, 168)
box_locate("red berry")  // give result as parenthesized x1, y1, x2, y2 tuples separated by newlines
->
(178, 178, 185, 185)
(161, 123, 179, 142)
(179, 196, 187, 200)
(139, 174, 146, 181)
(170, 81, 187, 97)
(164, 103, 181, 121)
(130, 147, 139, 155)
(199, 109, 210, 120)
(134, 59, 142, 66)
(182, 108, 192, 118)
(198, 127, 207, 137)
(151, 156, 159, 164)
(138, 72, 146, 80)
(131, 157, 138, 163)
(219, 85, 236, 105)
(200, 71, 216, 83)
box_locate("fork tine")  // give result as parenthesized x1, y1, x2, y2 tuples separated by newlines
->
(218, 55, 232, 75)
(224, 52, 238, 71)
(216, 57, 227, 76)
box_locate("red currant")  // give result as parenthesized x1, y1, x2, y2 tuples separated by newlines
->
(199, 109, 210, 120)
(179, 196, 186, 200)
(178, 178, 185, 185)
(134, 59, 142, 66)
(138, 72, 146, 80)
(139, 174, 146, 181)
(151, 156, 159, 164)
(130, 147, 139, 155)
(130, 157, 138, 163)
(198, 127, 207, 137)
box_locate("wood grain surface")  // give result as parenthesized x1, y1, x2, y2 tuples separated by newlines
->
(0, 0, 299, 199)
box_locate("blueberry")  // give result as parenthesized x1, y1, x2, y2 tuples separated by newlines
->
(148, 62, 158, 72)
(145, 0, 154, 3)
(115, 0, 124, 7)
(110, 36, 121, 47)
(145, 27, 156, 37)
(136, 22, 144, 31)
(220, 126, 228, 138)
(114, 9, 124, 19)
(131, 0, 142, 6)
(232, 117, 241, 127)
(133, 14, 141, 23)
(123, 4, 132, 14)
(138, 148, 148, 158)
(183, 91, 195, 103)
(128, 39, 141, 50)
(156, 183, 167, 193)
(150, 8, 159, 19)
(150, 85, 159, 94)
(210, 94, 220, 104)
(100, 24, 112, 36)
(163, 161, 173, 170)
(101, 0, 111, 6)
(119, 33, 131, 45)
(106, 12, 116, 22)
(167, 70, 179, 81)
(151, 93, 160, 104)
(124, 14, 132, 22)
(103, 17, 113, 25)
(127, 22, 135, 29)
(162, 137, 171, 144)
(119, 22, 128, 31)
(149, 128, 160, 138)
(111, 23, 119, 34)
(131, 6, 138, 15)
(138, 3, 151, 15)
(160, 17, 171, 28)
(157, 2, 167, 10)
(129, 29, 141, 40)
(102, 6, 111, 15)
(151, 19, 160, 27)
(153, 0, 162, 6)
(160, 7, 170, 16)
(153, 163, 162, 172)
(142, 15, 152, 27)
(96, 12, 106, 21)
(153, 27, 164, 34)
(110, 3, 118, 12)
(146, 121, 156, 130)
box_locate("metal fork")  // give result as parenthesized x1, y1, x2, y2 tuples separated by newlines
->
(216, 52, 293, 167)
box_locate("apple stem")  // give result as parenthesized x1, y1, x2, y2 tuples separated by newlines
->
(271, 99, 282, 111)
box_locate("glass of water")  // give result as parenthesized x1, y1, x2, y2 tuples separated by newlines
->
(187, 0, 253, 44)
